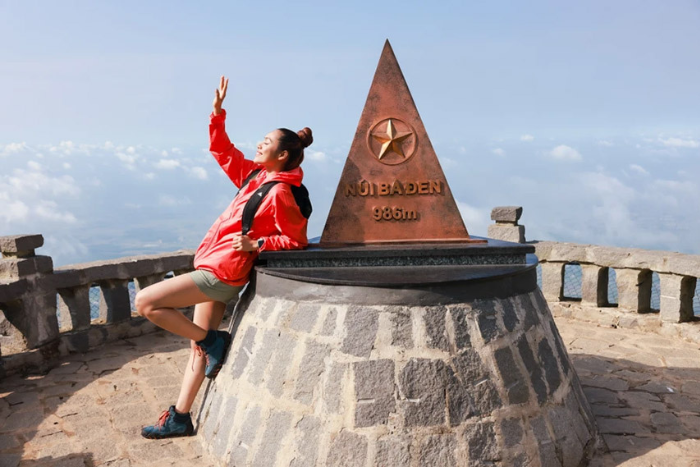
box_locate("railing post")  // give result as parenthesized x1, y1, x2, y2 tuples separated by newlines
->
(580, 264, 608, 307)
(0, 235, 58, 350)
(540, 262, 565, 301)
(135, 274, 164, 292)
(57, 285, 92, 331)
(659, 273, 696, 323)
(487, 206, 526, 243)
(98, 279, 132, 323)
(616, 269, 652, 313)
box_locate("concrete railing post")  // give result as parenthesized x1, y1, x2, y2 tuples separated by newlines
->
(98, 280, 132, 323)
(581, 264, 608, 307)
(57, 285, 92, 331)
(659, 273, 696, 323)
(135, 274, 164, 292)
(540, 262, 565, 302)
(0, 235, 59, 351)
(616, 269, 652, 313)
(488, 206, 526, 243)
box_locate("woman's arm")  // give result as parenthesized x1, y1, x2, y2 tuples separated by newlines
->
(209, 76, 259, 188)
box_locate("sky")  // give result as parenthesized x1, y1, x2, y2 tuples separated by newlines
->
(1, 1, 699, 266)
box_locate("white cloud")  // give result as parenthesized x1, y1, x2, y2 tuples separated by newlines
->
(307, 150, 327, 162)
(660, 137, 699, 148)
(579, 171, 644, 243)
(629, 164, 649, 176)
(653, 179, 698, 195)
(47, 140, 93, 156)
(1, 142, 30, 155)
(548, 145, 582, 161)
(35, 201, 77, 223)
(440, 157, 458, 168)
(491, 148, 505, 157)
(456, 201, 489, 237)
(155, 159, 181, 170)
(0, 192, 29, 222)
(188, 166, 208, 180)
(43, 235, 89, 264)
(598, 140, 614, 147)
(8, 170, 81, 197)
(116, 152, 138, 166)
(63, 163, 71, 169)
(520, 134, 534, 142)
(27, 160, 42, 171)
(158, 195, 192, 207)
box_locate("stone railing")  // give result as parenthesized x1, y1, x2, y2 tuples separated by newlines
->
(534, 242, 699, 321)
(487, 206, 700, 341)
(0, 234, 195, 377)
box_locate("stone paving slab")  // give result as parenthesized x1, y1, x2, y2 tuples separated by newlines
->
(0, 329, 219, 466)
(3, 315, 700, 465)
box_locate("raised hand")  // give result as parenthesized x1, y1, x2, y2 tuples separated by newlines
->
(213, 76, 229, 116)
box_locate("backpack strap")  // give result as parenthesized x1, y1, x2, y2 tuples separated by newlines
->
(241, 181, 280, 235)
(240, 174, 313, 236)
(237, 168, 262, 196)
(290, 184, 313, 219)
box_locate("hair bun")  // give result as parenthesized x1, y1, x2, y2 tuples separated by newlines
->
(297, 127, 313, 148)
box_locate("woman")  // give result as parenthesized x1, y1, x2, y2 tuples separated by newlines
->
(136, 76, 311, 439)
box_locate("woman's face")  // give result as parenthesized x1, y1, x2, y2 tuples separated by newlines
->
(255, 130, 284, 167)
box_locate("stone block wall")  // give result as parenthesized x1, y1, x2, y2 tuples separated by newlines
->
(199, 282, 598, 466)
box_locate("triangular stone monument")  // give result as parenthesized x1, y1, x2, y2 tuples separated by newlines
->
(321, 40, 483, 245)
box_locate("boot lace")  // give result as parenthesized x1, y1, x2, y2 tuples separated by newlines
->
(156, 409, 170, 428)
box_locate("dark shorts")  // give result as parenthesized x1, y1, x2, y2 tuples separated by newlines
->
(189, 269, 244, 303)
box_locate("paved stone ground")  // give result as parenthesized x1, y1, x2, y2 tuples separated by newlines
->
(0, 331, 219, 467)
(2, 316, 700, 466)
(559, 319, 700, 467)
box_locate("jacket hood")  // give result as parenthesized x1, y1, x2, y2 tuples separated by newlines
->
(262, 166, 304, 187)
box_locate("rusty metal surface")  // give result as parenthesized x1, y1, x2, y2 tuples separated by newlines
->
(320, 40, 481, 245)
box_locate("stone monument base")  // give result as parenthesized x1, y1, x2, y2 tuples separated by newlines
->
(198, 245, 600, 466)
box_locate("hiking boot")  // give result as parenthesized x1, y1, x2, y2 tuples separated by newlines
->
(141, 406, 194, 439)
(198, 330, 232, 379)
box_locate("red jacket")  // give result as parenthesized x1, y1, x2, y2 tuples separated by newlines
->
(193, 110, 309, 286)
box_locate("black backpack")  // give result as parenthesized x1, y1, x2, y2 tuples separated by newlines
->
(238, 168, 312, 235)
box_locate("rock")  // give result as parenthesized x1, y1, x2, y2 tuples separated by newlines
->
(0, 234, 44, 255)
(341, 306, 379, 358)
(420, 434, 457, 467)
(494, 347, 529, 405)
(326, 430, 368, 467)
(354, 359, 395, 427)
(490, 206, 523, 224)
(487, 224, 525, 243)
(399, 359, 447, 427)
(294, 341, 331, 405)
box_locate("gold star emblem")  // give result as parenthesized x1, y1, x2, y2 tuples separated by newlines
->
(371, 119, 413, 160)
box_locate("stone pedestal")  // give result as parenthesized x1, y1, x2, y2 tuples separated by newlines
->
(198, 240, 599, 466)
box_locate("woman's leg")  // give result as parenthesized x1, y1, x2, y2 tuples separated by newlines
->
(175, 300, 227, 414)
(135, 274, 213, 342)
